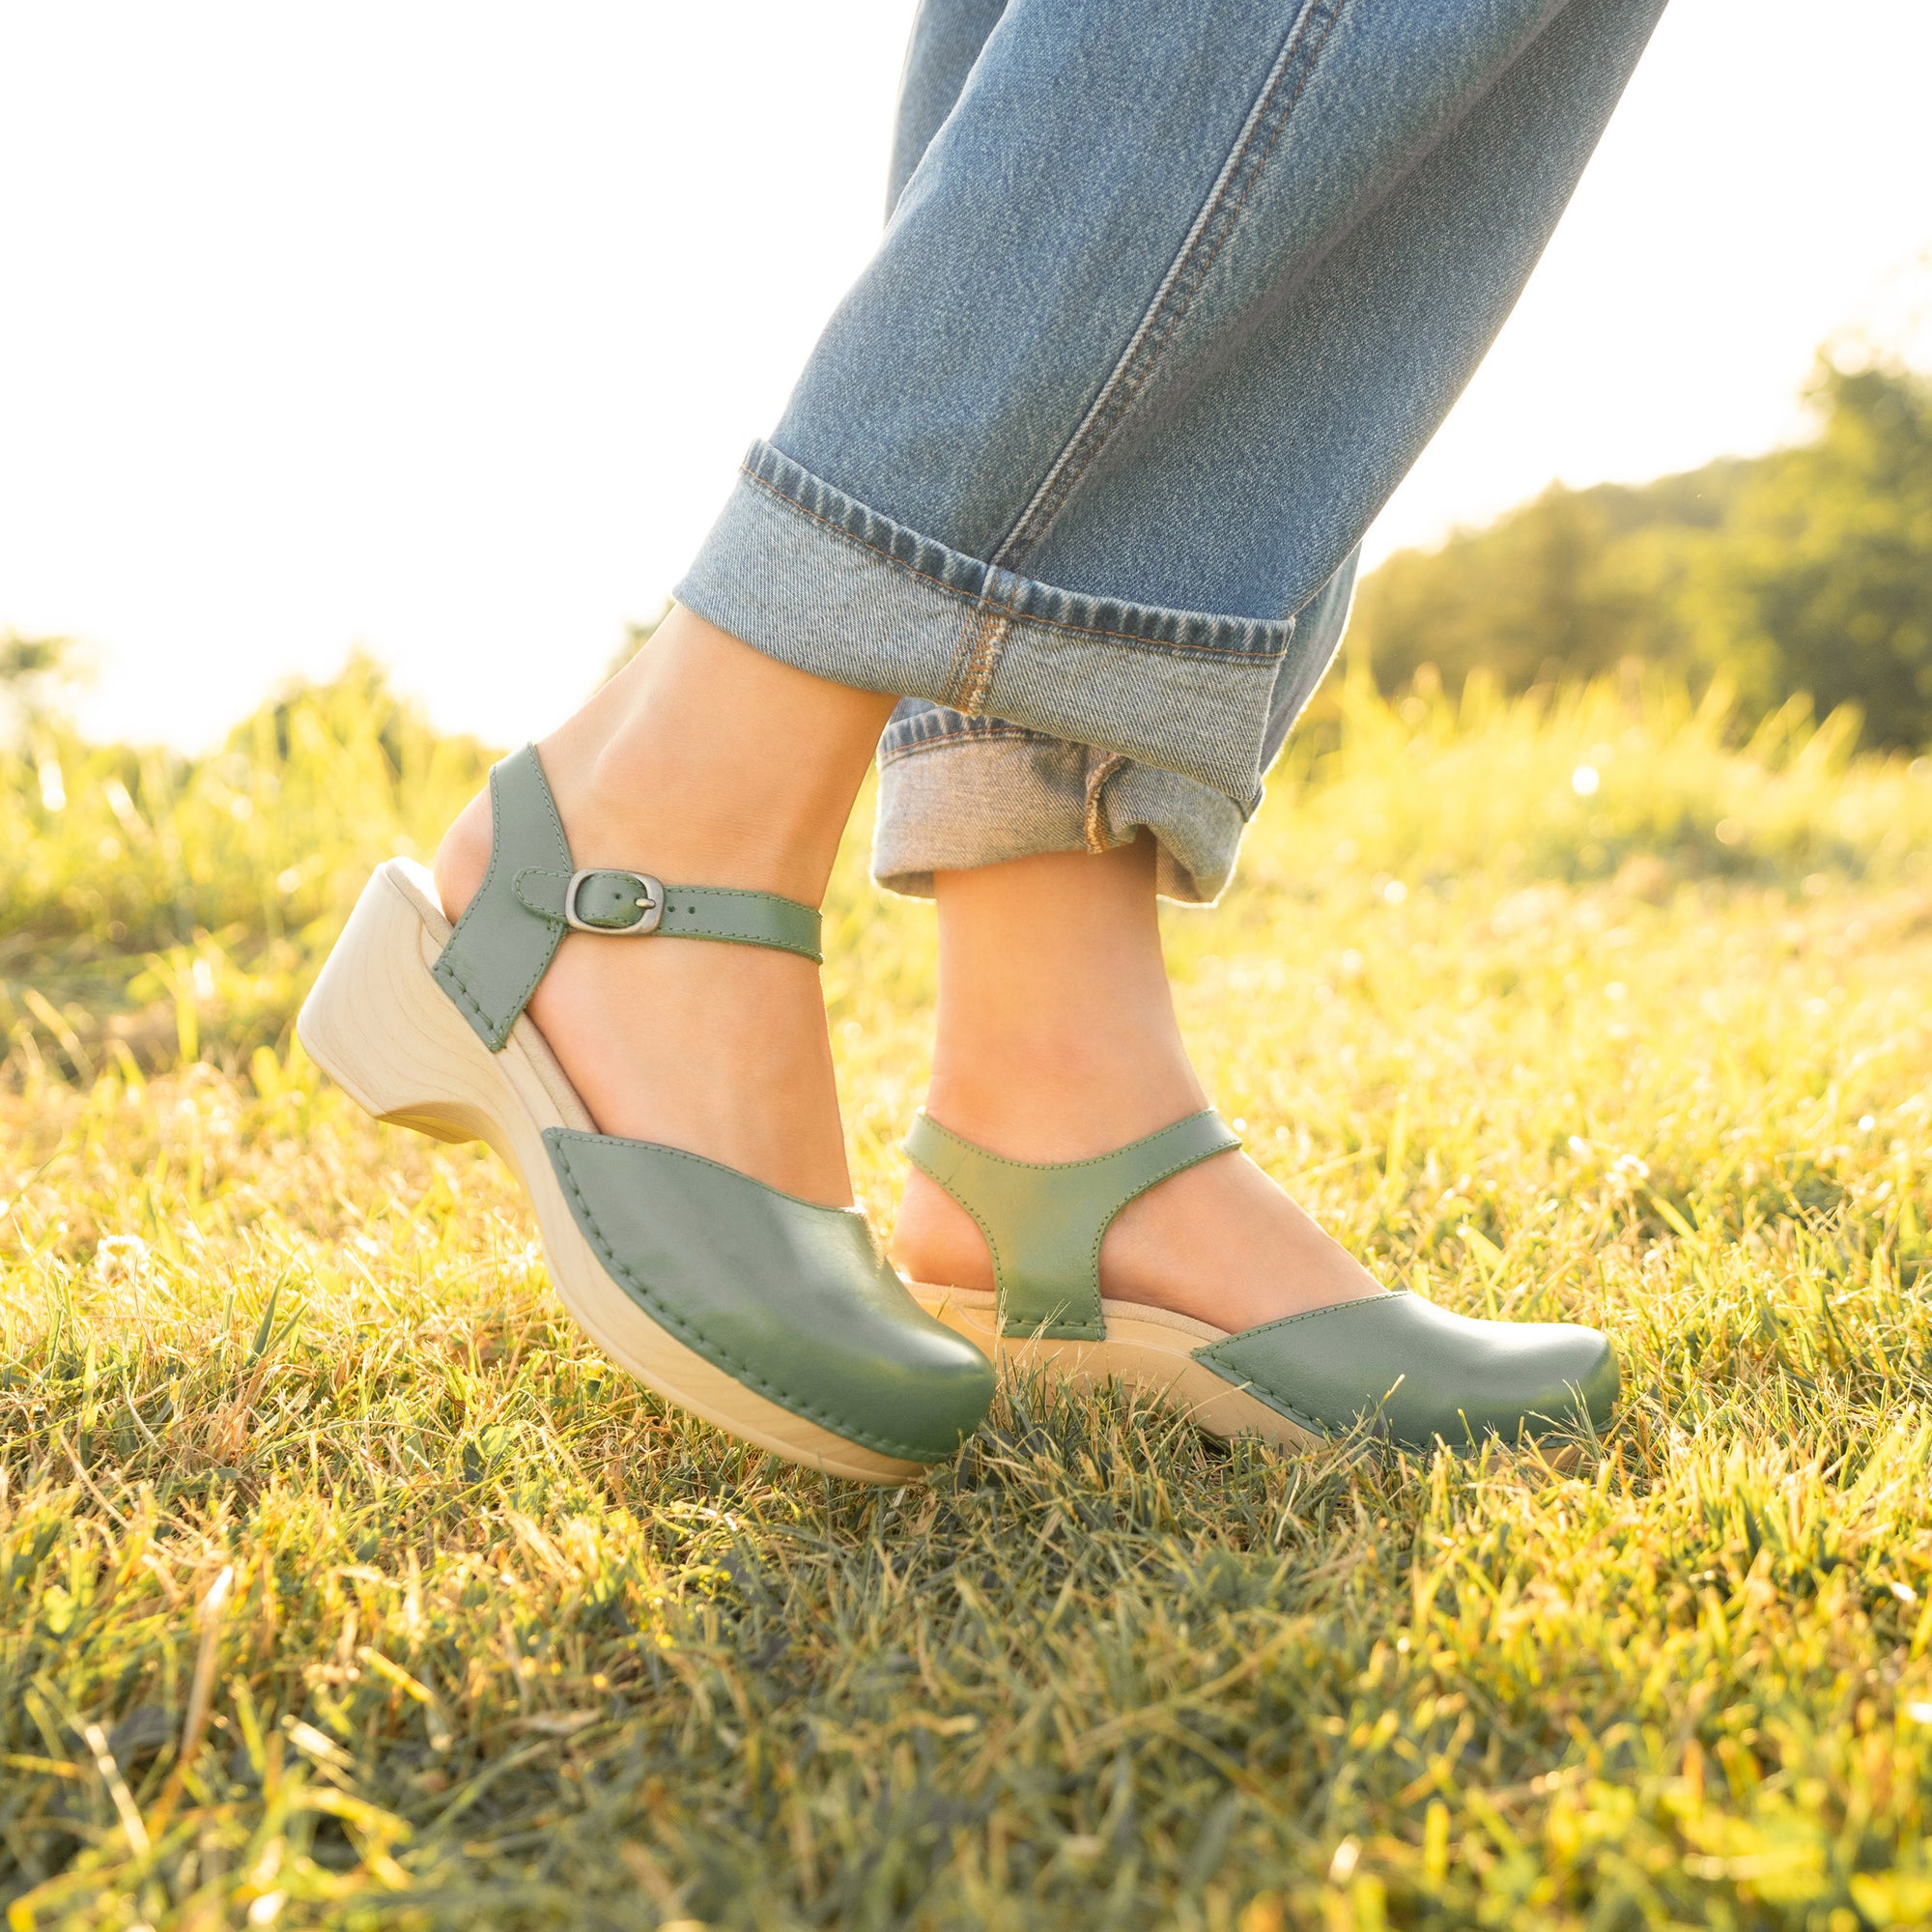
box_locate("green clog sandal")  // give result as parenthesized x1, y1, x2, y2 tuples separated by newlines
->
(297, 746, 994, 1483)
(901, 1109, 1617, 1454)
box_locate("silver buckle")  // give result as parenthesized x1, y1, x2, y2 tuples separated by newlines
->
(563, 868, 664, 935)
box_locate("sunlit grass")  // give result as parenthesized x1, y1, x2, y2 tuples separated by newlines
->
(4, 664, 1932, 1928)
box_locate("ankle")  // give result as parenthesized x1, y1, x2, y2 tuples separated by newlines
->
(921, 837, 1208, 1157)
(436, 605, 894, 917)
(891, 1170, 996, 1291)
(423, 611, 872, 1204)
(432, 787, 492, 924)
(924, 1034, 1206, 1162)
(562, 610, 890, 901)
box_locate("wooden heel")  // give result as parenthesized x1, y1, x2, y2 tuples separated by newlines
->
(298, 861, 493, 1145)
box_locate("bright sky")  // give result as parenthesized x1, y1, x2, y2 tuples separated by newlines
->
(3, 1, 1928, 751)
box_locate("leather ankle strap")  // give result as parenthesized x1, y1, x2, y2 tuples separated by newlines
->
(902, 1109, 1240, 1340)
(510, 868, 822, 956)
(434, 746, 822, 1052)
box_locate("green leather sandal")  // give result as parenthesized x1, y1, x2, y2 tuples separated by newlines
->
(297, 746, 994, 1484)
(901, 1110, 1617, 1454)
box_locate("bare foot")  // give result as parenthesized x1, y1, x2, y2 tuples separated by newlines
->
(891, 1131, 1384, 1334)
(886, 838, 1385, 1332)
(432, 607, 894, 1207)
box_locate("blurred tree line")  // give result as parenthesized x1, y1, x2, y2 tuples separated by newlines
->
(1347, 355, 1932, 747)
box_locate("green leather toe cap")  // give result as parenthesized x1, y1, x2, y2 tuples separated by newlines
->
(545, 1129, 994, 1463)
(1195, 1291, 1618, 1452)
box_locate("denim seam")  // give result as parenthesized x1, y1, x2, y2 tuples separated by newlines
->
(953, 606, 1011, 713)
(878, 722, 1062, 764)
(735, 461, 1287, 664)
(991, 0, 1350, 571)
(1082, 753, 1131, 852)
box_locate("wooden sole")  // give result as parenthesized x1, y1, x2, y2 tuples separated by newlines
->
(296, 859, 926, 1485)
(905, 1282, 1321, 1454)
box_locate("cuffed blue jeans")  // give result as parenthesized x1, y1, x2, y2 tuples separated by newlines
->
(678, 0, 1666, 901)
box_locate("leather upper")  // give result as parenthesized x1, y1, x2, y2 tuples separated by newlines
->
(903, 1109, 1241, 1339)
(428, 745, 989, 1465)
(434, 747, 576, 1049)
(1194, 1290, 1619, 1450)
(547, 1129, 994, 1462)
(905, 1106, 1618, 1450)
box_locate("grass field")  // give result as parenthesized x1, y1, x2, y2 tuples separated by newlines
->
(6, 662, 1932, 1929)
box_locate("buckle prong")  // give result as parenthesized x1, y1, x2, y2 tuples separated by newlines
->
(563, 868, 664, 935)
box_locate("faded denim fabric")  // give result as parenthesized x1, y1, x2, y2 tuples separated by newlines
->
(677, 0, 1667, 901)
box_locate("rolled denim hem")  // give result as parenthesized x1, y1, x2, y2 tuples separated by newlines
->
(870, 725, 1247, 906)
(674, 440, 1295, 810)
